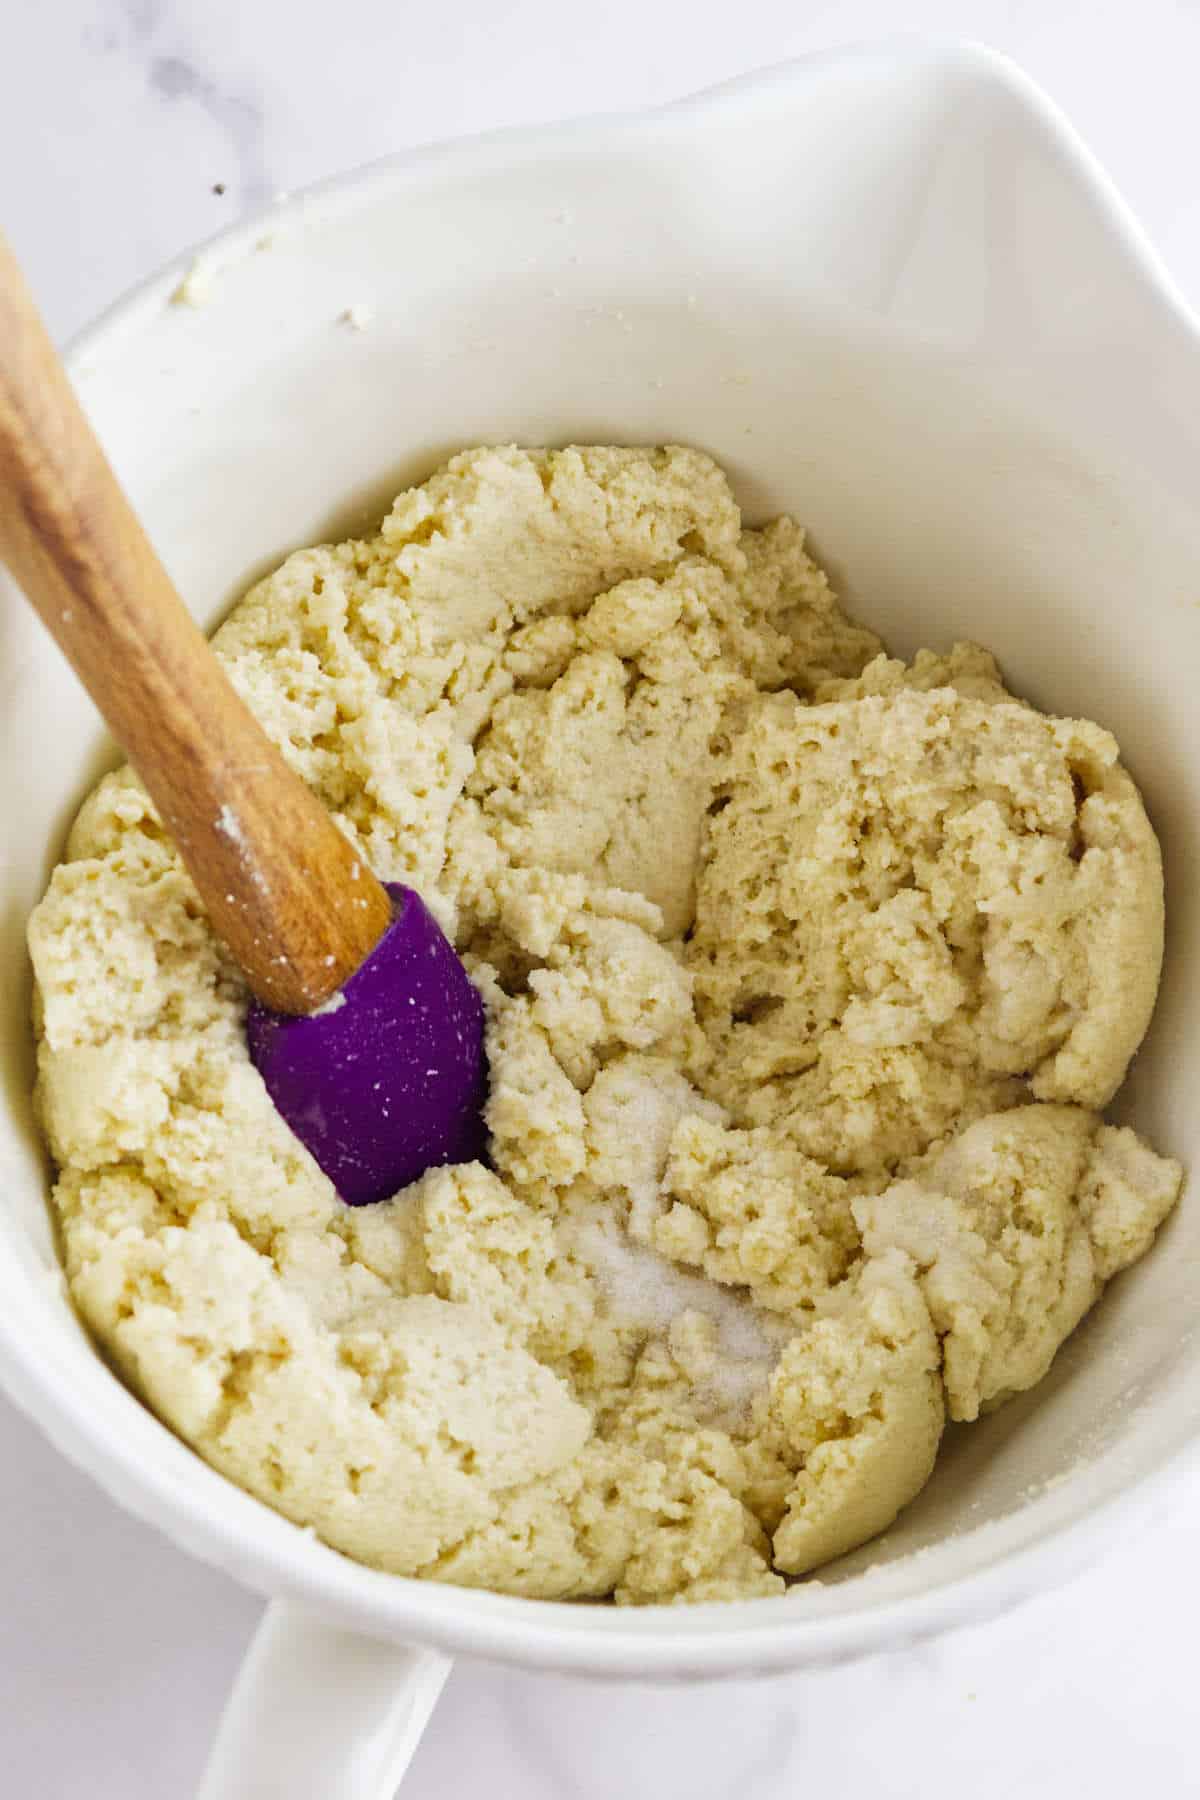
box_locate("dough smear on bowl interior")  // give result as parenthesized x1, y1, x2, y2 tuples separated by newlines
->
(28, 445, 1182, 1603)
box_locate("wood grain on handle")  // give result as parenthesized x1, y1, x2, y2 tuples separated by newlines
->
(0, 232, 392, 1013)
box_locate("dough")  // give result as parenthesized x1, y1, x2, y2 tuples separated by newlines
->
(29, 446, 1182, 1604)
(688, 680, 1164, 1172)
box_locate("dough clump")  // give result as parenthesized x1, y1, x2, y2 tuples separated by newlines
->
(29, 446, 1181, 1602)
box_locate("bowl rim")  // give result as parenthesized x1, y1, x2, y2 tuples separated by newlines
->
(6, 33, 1199, 1675)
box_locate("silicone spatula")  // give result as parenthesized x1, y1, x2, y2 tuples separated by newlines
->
(0, 233, 488, 1204)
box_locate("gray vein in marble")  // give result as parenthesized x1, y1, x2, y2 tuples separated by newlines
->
(82, 0, 274, 211)
(147, 54, 271, 209)
(121, 0, 166, 40)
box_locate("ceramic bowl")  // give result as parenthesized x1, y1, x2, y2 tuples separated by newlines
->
(3, 40, 1198, 1797)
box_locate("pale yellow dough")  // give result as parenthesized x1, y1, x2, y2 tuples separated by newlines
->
(29, 446, 1182, 1603)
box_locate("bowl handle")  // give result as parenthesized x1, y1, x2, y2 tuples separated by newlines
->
(196, 1599, 451, 1799)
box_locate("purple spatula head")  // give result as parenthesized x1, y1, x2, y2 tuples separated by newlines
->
(247, 883, 488, 1205)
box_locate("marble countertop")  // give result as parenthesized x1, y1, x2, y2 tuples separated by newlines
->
(4, 3, 1200, 1795)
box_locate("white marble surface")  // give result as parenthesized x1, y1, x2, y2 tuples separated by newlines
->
(4, 3, 1200, 1795)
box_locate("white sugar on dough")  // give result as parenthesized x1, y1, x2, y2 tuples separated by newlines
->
(28, 445, 1182, 1604)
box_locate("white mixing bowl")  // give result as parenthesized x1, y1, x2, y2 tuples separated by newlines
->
(3, 39, 1199, 1798)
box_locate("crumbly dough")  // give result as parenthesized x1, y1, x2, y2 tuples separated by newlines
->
(29, 446, 1182, 1604)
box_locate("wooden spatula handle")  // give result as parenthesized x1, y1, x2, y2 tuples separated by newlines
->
(0, 232, 391, 1013)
